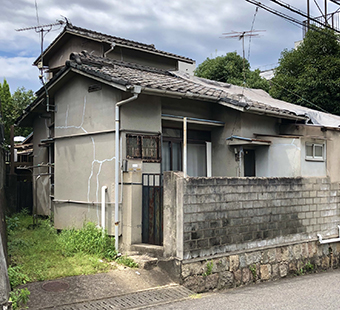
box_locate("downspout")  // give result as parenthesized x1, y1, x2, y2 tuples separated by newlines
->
(101, 186, 107, 232)
(183, 117, 187, 178)
(115, 85, 142, 251)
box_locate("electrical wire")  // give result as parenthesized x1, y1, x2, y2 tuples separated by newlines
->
(248, 6, 259, 62)
(269, 79, 329, 113)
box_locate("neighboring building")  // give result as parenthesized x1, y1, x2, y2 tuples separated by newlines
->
(16, 24, 340, 256)
(259, 68, 274, 80)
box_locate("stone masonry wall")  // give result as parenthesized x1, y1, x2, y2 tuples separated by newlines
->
(183, 177, 340, 260)
(182, 240, 340, 293)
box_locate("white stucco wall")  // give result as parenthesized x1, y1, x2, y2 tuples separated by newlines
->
(256, 137, 302, 177)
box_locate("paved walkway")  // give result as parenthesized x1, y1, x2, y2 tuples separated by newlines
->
(22, 265, 190, 309)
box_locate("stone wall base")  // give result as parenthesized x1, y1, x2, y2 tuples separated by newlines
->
(180, 240, 340, 293)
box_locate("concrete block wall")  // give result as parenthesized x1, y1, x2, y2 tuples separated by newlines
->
(182, 176, 340, 259)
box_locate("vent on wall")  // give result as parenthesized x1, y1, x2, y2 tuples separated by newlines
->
(88, 84, 102, 93)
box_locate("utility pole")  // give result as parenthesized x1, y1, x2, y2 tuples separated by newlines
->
(307, 0, 310, 30)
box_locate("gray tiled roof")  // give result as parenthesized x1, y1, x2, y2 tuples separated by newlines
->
(65, 51, 340, 127)
(23, 51, 340, 128)
(66, 51, 298, 117)
(66, 24, 194, 63)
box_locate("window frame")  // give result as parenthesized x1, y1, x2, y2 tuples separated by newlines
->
(126, 134, 161, 163)
(305, 142, 325, 161)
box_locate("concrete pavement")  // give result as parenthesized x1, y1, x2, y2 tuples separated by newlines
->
(144, 269, 340, 310)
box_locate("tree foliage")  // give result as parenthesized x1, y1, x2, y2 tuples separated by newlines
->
(270, 27, 340, 115)
(0, 80, 34, 145)
(194, 52, 270, 92)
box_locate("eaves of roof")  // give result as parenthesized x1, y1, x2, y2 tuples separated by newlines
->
(33, 23, 194, 66)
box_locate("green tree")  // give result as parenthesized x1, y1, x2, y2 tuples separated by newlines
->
(270, 27, 340, 115)
(0, 79, 14, 145)
(0, 80, 34, 145)
(12, 87, 35, 139)
(194, 52, 269, 91)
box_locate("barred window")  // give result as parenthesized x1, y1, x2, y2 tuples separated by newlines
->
(126, 134, 161, 162)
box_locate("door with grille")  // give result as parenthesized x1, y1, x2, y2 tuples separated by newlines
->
(142, 174, 163, 245)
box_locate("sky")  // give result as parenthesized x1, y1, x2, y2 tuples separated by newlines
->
(1, 0, 339, 93)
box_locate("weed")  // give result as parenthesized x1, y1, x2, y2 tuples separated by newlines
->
(6, 216, 20, 232)
(304, 261, 314, 272)
(7, 266, 30, 288)
(9, 288, 30, 310)
(116, 256, 138, 268)
(203, 260, 213, 277)
(58, 222, 117, 260)
(296, 261, 314, 276)
(249, 264, 257, 280)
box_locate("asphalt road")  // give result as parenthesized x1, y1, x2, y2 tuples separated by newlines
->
(143, 269, 340, 310)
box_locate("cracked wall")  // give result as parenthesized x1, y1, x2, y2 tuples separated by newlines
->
(54, 76, 118, 233)
(53, 75, 162, 240)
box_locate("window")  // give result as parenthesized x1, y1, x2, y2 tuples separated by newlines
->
(305, 143, 325, 161)
(126, 134, 161, 162)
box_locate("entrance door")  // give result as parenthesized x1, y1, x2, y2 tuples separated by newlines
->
(142, 174, 163, 245)
(244, 149, 256, 177)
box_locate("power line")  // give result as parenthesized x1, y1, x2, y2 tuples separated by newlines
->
(246, 0, 340, 35)
(269, 79, 329, 113)
(330, 0, 340, 6)
(248, 6, 259, 62)
(245, 0, 307, 28)
(268, 0, 332, 30)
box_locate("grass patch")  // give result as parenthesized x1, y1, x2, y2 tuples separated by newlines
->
(7, 212, 136, 288)
(116, 255, 139, 268)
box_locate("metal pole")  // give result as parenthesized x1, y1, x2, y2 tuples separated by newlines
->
(115, 105, 120, 250)
(183, 117, 187, 178)
(325, 0, 328, 25)
(307, 0, 310, 31)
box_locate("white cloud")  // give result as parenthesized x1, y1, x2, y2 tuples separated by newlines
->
(0, 57, 37, 80)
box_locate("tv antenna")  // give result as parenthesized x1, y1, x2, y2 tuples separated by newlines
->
(16, 20, 65, 80)
(221, 30, 265, 83)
